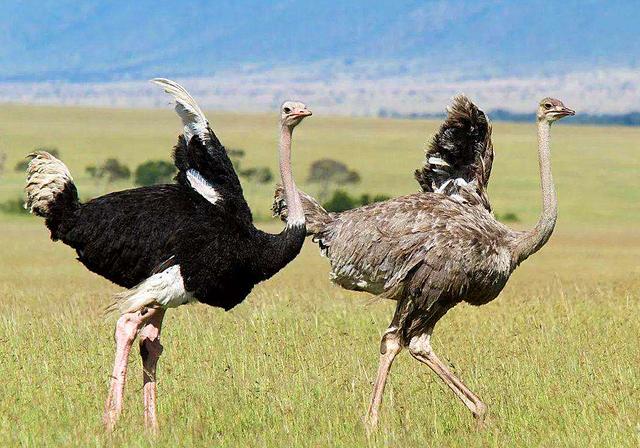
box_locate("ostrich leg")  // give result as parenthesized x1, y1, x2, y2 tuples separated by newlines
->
(365, 328, 402, 430)
(103, 308, 161, 431)
(139, 309, 166, 433)
(408, 332, 487, 424)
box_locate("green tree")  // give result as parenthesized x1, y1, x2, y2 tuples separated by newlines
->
(134, 160, 176, 186)
(322, 190, 358, 212)
(86, 158, 130, 188)
(307, 159, 361, 202)
(241, 166, 273, 184)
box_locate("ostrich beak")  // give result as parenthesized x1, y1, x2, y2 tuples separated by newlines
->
(293, 109, 312, 118)
(558, 107, 575, 117)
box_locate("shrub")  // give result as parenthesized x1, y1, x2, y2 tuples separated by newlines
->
(134, 160, 176, 186)
(360, 193, 391, 206)
(0, 197, 29, 215)
(323, 190, 391, 212)
(498, 212, 520, 222)
(323, 190, 358, 212)
(86, 158, 130, 184)
(241, 166, 273, 184)
(307, 159, 361, 201)
(227, 148, 246, 171)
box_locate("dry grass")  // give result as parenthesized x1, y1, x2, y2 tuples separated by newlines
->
(0, 105, 638, 446)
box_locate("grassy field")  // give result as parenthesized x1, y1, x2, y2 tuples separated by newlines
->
(0, 105, 639, 447)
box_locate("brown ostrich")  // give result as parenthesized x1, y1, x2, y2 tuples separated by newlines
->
(273, 97, 574, 428)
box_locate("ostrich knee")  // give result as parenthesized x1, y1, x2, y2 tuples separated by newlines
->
(140, 328, 163, 379)
(379, 330, 402, 355)
(115, 313, 142, 344)
(139, 312, 165, 433)
(408, 333, 433, 359)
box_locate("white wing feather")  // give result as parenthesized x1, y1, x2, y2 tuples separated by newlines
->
(186, 168, 221, 204)
(151, 78, 210, 144)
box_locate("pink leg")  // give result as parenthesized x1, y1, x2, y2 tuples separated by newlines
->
(365, 329, 402, 431)
(103, 308, 161, 431)
(408, 333, 487, 424)
(139, 309, 166, 434)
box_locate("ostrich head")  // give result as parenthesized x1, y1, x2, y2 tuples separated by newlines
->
(537, 98, 575, 123)
(280, 101, 312, 128)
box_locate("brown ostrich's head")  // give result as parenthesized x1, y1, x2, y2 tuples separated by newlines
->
(537, 98, 575, 123)
(280, 101, 312, 128)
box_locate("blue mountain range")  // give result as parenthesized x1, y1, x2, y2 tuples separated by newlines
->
(0, 0, 638, 81)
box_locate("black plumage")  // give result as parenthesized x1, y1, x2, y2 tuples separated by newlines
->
(27, 95, 304, 311)
(415, 95, 494, 210)
(25, 79, 312, 432)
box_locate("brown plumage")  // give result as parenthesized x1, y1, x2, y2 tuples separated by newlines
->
(273, 95, 575, 429)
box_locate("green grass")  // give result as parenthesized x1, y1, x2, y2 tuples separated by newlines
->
(0, 105, 639, 447)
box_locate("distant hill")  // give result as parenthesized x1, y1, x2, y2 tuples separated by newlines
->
(0, 1, 638, 82)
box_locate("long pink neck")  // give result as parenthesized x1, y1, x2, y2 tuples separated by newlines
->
(513, 119, 557, 263)
(279, 125, 304, 227)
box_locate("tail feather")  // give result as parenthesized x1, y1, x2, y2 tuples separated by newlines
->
(415, 94, 493, 193)
(272, 185, 332, 235)
(105, 284, 158, 316)
(25, 151, 79, 240)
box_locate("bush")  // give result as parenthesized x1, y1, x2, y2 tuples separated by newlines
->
(134, 160, 176, 186)
(307, 159, 361, 201)
(0, 197, 29, 215)
(86, 158, 130, 184)
(359, 193, 391, 206)
(322, 190, 390, 212)
(227, 148, 246, 171)
(323, 190, 358, 212)
(241, 166, 273, 184)
(498, 212, 520, 222)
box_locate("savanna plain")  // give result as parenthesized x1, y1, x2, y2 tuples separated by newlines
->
(0, 105, 639, 447)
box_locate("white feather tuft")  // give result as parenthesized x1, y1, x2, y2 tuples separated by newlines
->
(24, 152, 73, 215)
(186, 169, 221, 204)
(106, 265, 194, 315)
(151, 78, 210, 144)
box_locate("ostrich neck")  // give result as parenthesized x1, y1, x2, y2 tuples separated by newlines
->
(280, 125, 304, 227)
(513, 120, 557, 263)
(250, 124, 306, 281)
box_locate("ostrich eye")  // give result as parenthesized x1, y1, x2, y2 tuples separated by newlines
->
(283, 107, 291, 114)
(544, 103, 552, 110)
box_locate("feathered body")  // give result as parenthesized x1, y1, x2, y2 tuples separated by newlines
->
(273, 94, 573, 426)
(25, 78, 314, 432)
(274, 96, 516, 339)
(26, 80, 305, 312)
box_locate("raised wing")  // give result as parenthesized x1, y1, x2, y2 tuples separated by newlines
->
(152, 78, 252, 222)
(415, 95, 494, 210)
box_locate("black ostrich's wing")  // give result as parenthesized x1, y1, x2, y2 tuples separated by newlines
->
(414, 95, 494, 211)
(152, 78, 253, 224)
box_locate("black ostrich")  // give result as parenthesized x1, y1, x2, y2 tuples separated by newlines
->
(24, 79, 311, 432)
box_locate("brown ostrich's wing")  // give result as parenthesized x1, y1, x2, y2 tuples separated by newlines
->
(320, 194, 477, 300)
(414, 95, 494, 211)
